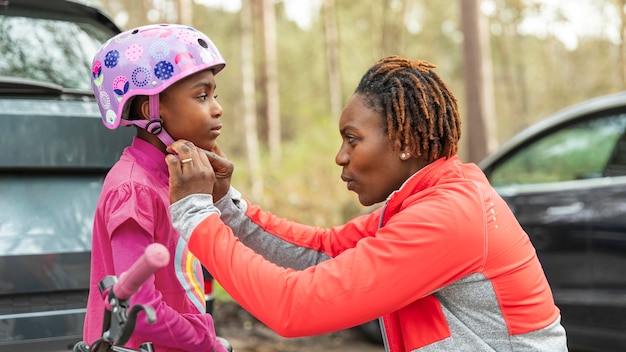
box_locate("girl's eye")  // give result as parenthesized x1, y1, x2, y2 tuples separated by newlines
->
(198, 93, 208, 101)
(346, 135, 357, 144)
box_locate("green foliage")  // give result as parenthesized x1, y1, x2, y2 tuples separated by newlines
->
(214, 281, 232, 302)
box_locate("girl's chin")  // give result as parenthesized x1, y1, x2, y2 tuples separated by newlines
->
(194, 140, 217, 152)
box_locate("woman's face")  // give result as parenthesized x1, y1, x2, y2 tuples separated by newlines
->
(159, 69, 223, 151)
(335, 94, 420, 206)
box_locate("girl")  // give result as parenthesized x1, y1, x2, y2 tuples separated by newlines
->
(166, 56, 568, 351)
(84, 24, 228, 352)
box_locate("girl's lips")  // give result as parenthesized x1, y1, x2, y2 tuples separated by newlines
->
(210, 125, 222, 137)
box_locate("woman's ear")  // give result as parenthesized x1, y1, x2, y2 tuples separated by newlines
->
(393, 138, 403, 152)
(394, 138, 413, 160)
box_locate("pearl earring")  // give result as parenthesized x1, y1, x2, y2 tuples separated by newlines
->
(401, 152, 410, 159)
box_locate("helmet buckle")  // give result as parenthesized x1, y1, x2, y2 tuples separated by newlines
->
(146, 119, 163, 135)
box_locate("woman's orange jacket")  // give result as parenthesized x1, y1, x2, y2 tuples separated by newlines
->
(171, 155, 567, 351)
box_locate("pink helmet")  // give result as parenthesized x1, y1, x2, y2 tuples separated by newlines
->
(91, 23, 226, 146)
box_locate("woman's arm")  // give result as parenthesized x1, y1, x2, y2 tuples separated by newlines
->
(170, 196, 481, 338)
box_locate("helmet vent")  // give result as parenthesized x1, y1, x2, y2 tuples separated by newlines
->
(198, 38, 208, 49)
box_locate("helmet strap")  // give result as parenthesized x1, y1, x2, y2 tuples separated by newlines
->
(148, 95, 175, 146)
(120, 95, 175, 147)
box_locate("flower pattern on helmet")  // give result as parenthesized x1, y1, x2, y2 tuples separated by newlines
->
(92, 61, 102, 80)
(90, 24, 226, 130)
(112, 76, 129, 97)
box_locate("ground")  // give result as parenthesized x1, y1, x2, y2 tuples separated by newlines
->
(213, 301, 385, 352)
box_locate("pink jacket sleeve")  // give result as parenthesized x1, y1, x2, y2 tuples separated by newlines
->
(111, 221, 225, 352)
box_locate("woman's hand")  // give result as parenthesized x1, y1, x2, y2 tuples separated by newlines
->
(166, 140, 215, 204)
(206, 143, 234, 202)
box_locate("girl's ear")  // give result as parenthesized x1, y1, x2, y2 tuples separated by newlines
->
(127, 96, 150, 121)
(139, 97, 151, 120)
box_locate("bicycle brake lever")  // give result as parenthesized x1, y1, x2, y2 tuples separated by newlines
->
(113, 304, 156, 346)
(102, 285, 157, 346)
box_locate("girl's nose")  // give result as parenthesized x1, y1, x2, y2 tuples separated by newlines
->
(212, 100, 223, 118)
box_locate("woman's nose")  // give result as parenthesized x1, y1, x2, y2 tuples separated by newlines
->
(335, 147, 348, 166)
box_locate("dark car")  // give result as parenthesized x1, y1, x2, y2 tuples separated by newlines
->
(478, 91, 626, 352)
(0, 1, 134, 351)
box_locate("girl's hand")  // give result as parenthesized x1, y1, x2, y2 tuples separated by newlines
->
(166, 140, 215, 204)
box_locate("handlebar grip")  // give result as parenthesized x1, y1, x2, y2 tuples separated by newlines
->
(113, 243, 170, 300)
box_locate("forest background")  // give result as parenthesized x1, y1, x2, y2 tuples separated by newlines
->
(88, 0, 626, 228)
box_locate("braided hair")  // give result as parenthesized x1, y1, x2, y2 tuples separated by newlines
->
(354, 56, 461, 162)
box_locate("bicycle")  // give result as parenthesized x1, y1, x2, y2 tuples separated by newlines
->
(72, 243, 232, 352)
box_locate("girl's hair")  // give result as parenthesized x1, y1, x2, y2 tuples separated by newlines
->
(354, 56, 461, 162)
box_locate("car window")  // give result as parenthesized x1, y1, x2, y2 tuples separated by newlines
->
(0, 12, 113, 91)
(489, 113, 626, 186)
(0, 174, 104, 256)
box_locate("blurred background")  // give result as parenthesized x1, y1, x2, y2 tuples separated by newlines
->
(86, 0, 626, 227)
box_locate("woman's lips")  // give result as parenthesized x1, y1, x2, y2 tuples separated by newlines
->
(341, 175, 355, 191)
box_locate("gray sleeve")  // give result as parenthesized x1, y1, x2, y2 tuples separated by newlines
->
(169, 194, 220, 242)
(214, 187, 331, 270)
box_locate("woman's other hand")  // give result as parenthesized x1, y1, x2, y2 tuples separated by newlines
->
(206, 143, 234, 202)
(166, 140, 215, 204)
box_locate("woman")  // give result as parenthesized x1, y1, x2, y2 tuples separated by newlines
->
(166, 56, 568, 351)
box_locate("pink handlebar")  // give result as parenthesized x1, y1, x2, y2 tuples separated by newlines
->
(113, 243, 170, 300)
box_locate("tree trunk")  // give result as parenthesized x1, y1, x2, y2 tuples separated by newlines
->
(381, 0, 407, 54)
(261, 0, 282, 165)
(618, 0, 626, 88)
(241, 0, 263, 199)
(460, 0, 498, 162)
(323, 0, 343, 120)
(177, 0, 192, 26)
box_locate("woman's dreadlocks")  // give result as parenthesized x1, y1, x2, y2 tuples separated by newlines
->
(354, 56, 462, 162)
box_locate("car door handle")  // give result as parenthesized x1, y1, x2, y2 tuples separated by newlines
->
(546, 202, 584, 216)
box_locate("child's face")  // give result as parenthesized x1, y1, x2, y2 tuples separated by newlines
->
(159, 69, 223, 151)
